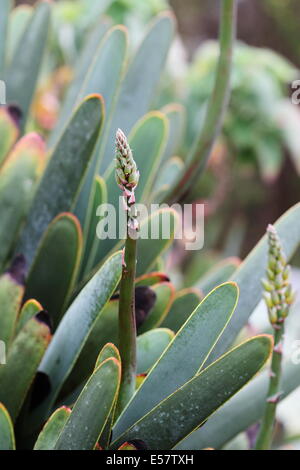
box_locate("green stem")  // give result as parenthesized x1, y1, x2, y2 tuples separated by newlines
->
(116, 225, 137, 416)
(166, 0, 237, 204)
(255, 325, 284, 450)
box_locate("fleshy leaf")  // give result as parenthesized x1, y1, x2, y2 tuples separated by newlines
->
(55, 358, 121, 450)
(93, 112, 169, 267)
(152, 156, 184, 203)
(137, 328, 174, 375)
(81, 176, 107, 278)
(196, 257, 241, 296)
(0, 257, 25, 346)
(160, 103, 186, 163)
(135, 272, 170, 287)
(0, 403, 15, 450)
(25, 213, 83, 329)
(0, 106, 20, 166)
(7, 5, 33, 62)
(176, 358, 300, 450)
(0, 313, 51, 421)
(72, 25, 128, 226)
(16, 299, 43, 335)
(17, 94, 104, 269)
(37, 251, 122, 418)
(95, 343, 120, 370)
(49, 17, 111, 147)
(5, 1, 51, 131)
(96, 343, 121, 449)
(0, 133, 45, 267)
(34, 407, 71, 450)
(138, 282, 175, 333)
(111, 336, 272, 450)
(161, 288, 202, 333)
(136, 208, 179, 277)
(0, 0, 11, 74)
(113, 282, 239, 438)
(100, 12, 175, 172)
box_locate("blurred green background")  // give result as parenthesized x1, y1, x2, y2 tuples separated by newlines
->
(16, 0, 300, 65)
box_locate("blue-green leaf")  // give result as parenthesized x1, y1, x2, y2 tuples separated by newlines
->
(0, 0, 11, 75)
(37, 251, 122, 416)
(5, 1, 51, 131)
(55, 358, 121, 450)
(113, 282, 239, 438)
(0, 403, 15, 450)
(18, 94, 104, 269)
(100, 12, 175, 172)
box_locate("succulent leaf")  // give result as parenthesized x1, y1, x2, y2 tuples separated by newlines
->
(5, 1, 51, 131)
(81, 176, 107, 278)
(16, 299, 43, 335)
(0, 257, 25, 346)
(176, 358, 300, 450)
(73, 25, 129, 226)
(0, 403, 15, 450)
(161, 288, 202, 333)
(54, 358, 121, 450)
(101, 12, 175, 172)
(196, 257, 241, 296)
(34, 406, 71, 450)
(111, 336, 272, 450)
(0, 313, 51, 421)
(48, 17, 111, 147)
(0, 133, 46, 267)
(7, 5, 33, 63)
(0, 106, 20, 166)
(36, 251, 122, 419)
(95, 112, 169, 265)
(152, 156, 184, 203)
(136, 328, 174, 375)
(138, 282, 175, 333)
(160, 103, 186, 163)
(136, 208, 179, 277)
(95, 343, 121, 370)
(25, 213, 83, 329)
(18, 94, 104, 269)
(0, 0, 11, 75)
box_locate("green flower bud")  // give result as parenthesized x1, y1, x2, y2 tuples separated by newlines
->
(262, 224, 295, 326)
(115, 129, 140, 192)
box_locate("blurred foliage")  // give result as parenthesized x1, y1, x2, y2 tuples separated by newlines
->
(184, 42, 299, 183)
(50, 0, 169, 67)
(1, 0, 300, 450)
(263, 0, 300, 62)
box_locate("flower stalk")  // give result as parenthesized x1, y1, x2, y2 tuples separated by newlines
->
(165, 0, 237, 204)
(115, 129, 140, 416)
(255, 225, 295, 450)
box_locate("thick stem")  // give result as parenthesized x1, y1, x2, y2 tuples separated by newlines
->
(255, 325, 284, 450)
(165, 0, 237, 204)
(116, 223, 137, 416)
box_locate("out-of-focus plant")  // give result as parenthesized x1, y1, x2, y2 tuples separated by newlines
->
(184, 41, 299, 183)
(256, 225, 295, 450)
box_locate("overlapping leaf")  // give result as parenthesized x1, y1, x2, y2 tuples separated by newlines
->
(112, 336, 272, 449)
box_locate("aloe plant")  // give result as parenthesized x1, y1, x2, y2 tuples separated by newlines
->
(0, 0, 299, 451)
